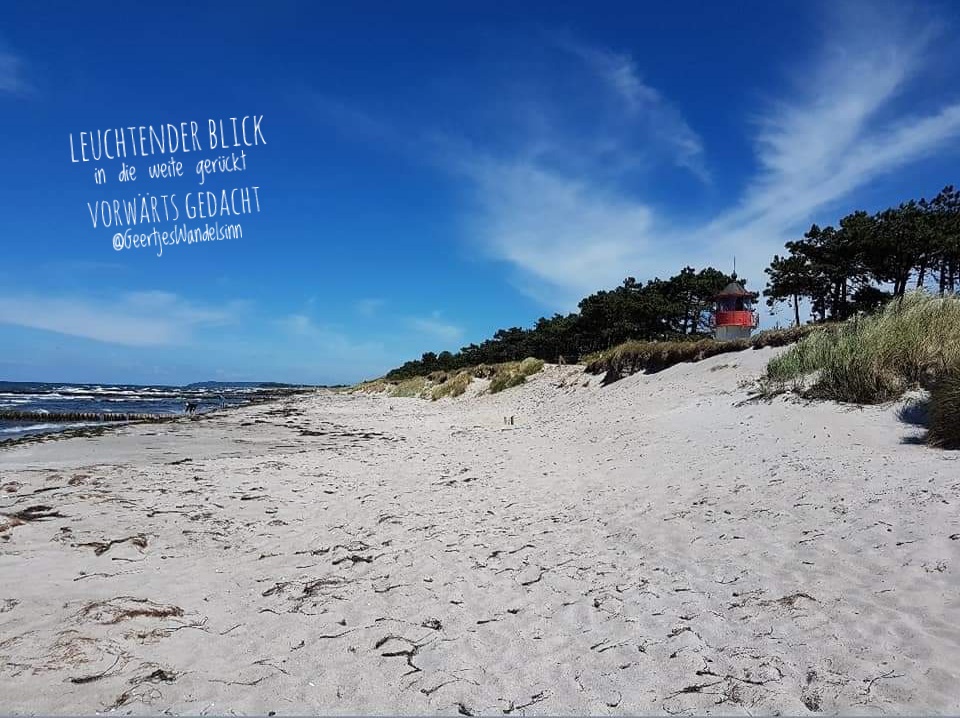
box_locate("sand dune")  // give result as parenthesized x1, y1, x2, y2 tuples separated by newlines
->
(1, 348, 958, 714)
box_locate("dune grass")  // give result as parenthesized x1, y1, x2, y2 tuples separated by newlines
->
(351, 378, 388, 394)
(351, 376, 430, 398)
(390, 376, 428, 398)
(489, 372, 527, 394)
(750, 325, 814, 349)
(762, 292, 960, 404)
(586, 338, 748, 380)
(431, 371, 472, 400)
(584, 326, 815, 384)
(518, 357, 546, 376)
(928, 369, 960, 449)
(488, 357, 546, 394)
(352, 357, 546, 399)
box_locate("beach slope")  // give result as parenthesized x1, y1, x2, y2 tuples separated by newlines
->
(1, 348, 958, 714)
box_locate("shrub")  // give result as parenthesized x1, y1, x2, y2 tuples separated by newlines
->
(927, 368, 960, 449)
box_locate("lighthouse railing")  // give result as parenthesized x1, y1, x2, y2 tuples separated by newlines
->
(713, 310, 757, 328)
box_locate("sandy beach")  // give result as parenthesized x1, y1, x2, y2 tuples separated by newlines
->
(1, 347, 958, 715)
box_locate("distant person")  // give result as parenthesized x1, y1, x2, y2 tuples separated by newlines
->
(185, 401, 198, 414)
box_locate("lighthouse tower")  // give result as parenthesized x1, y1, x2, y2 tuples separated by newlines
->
(712, 278, 759, 341)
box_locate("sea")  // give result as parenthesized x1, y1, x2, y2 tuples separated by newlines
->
(0, 382, 287, 442)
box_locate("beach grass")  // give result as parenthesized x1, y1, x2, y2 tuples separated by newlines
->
(353, 357, 546, 399)
(488, 357, 545, 394)
(489, 372, 526, 394)
(761, 292, 960, 408)
(584, 326, 815, 384)
(927, 368, 960, 449)
(431, 371, 473, 400)
(390, 376, 428, 398)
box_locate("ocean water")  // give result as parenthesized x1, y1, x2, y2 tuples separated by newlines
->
(0, 382, 278, 442)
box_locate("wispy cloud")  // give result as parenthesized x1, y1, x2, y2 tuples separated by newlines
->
(278, 308, 462, 374)
(0, 49, 29, 95)
(407, 313, 464, 343)
(424, 36, 708, 305)
(310, 8, 960, 310)
(461, 158, 657, 304)
(304, 37, 702, 309)
(462, 11, 960, 304)
(355, 298, 385, 317)
(702, 7, 960, 282)
(0, 292, 241, 346)
(556, 38, 708, 181)
(277, 312, 388, 377)
(307, 93, 404, 150)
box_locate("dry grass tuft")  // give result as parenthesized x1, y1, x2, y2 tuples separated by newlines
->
(78, 597, 184, 625)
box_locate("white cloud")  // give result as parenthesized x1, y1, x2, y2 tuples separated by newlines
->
(702, 10, 960, 286)
(276, 312, 390, 380)
(0, 50, 29, 94)
(306, 11, 959, 313)
(278, 313, 314, 336)
(457, 14, 960, 305)
(407, 313, 463, 343)
(557, 39, 708, 181)
(0, 292, 240, 346)
(355, 298, 385, 317)
(278, 313, 386, 354)
(419, 36, 706, 306)
(277, 308, 462, 375)
(462, 158, 657, 305)
(308, 93, 404, 150)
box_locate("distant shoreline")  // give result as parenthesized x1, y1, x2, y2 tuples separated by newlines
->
(0, 383, 314, 445)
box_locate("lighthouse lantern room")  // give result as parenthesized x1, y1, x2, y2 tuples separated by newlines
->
(712, 279, 759, 341)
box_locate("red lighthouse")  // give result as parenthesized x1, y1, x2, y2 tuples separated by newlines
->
(712, 279, 759, 341)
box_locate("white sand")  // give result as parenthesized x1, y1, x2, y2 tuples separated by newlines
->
(1, 347, 958, 714)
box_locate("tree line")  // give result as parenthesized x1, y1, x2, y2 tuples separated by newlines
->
(387, 184, 958, 380)
(387, 267, 738, 379)
(764, 185, 960, 324)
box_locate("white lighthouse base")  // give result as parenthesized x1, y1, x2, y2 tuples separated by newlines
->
(714, 325, 753, 341)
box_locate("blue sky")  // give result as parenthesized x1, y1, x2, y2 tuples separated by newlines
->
(2, 1, 959, 385)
